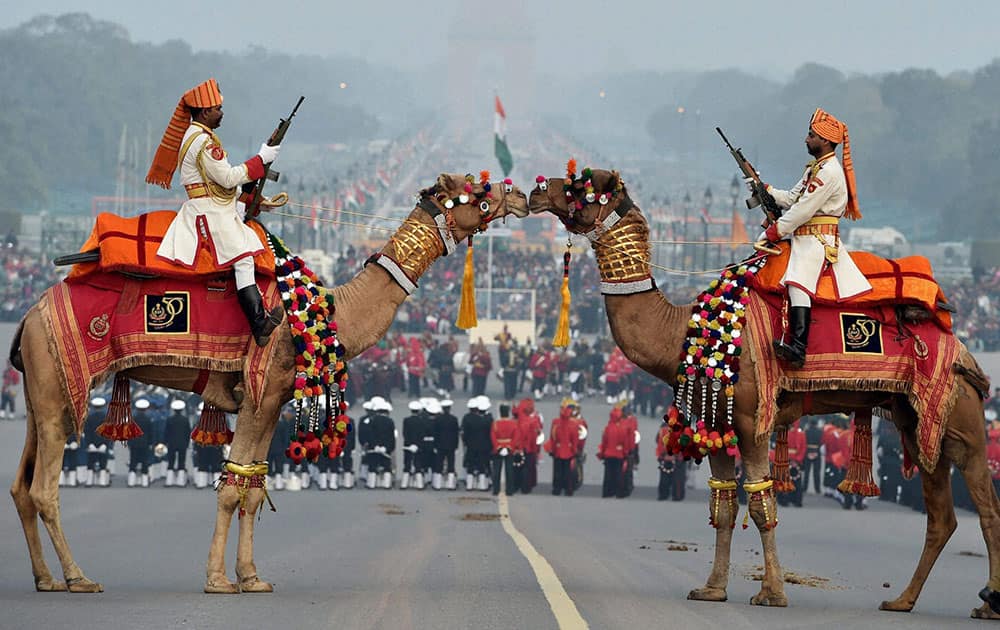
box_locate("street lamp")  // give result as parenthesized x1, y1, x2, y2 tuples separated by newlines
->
(701, 186, 713, 270)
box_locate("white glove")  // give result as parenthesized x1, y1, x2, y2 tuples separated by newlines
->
(258, 143, 281, 164)
(98, 444, 107, 453)
(499, 447, 510, 457)
(87, 444, 98, 453)
(744, 177, 755, 194)
(405, 444, 418, 453)
(69, 441, 79, 450)
(375, 445, 386, 454)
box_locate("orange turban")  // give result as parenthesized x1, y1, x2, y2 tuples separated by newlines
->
(145, 78, 224, 189)
(810, 108, 860, 220)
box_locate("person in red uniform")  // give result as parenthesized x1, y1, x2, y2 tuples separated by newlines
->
(821, 415, 843, 498)
(405, 337, 426, 398)
(545, 400, 580, 496)
(469, 340, 492, 397)
(567, 399, 588, 492)
(490, 403, 522, 496)
(783, 419, 807, 507)
(515, 398, 544, 494)
(597, 404, 634, 498)
(528, 346, 550, 399)
(619, 402, 639, 497)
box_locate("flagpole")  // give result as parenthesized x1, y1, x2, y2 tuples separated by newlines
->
(487, 231, 493, 319)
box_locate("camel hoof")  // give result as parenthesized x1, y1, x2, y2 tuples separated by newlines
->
(972, 603, 1000, 619)
(34, 577, 67, 592)
(750, 591, 788, 607)
(980, 587, 1000, 615)
(879, 598, 914, 613)
(237, 574, 273, 593)
(66, 577, 103, 593)
(204, 576, 239, 594)
(687, 587, 727, 602)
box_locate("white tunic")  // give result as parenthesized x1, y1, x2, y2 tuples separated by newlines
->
(156, 124, 264, 268)
(768, 154, 871, 301)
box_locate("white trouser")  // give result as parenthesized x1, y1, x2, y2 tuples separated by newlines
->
(788, 285, 811, 307)
(234, 257, 256, 290)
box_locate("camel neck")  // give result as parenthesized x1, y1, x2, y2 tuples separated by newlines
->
(590, 209, 652, 288)
(378, 207, 445, 287)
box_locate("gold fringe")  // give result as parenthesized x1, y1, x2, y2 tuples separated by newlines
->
(456, 238, 477, 329)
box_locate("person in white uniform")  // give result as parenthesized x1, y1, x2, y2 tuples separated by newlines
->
(761, 107, 871, 367)
(145, 77, 284, 346)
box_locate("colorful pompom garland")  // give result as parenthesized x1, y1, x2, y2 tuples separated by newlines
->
(663, 260, 765, 462)
(267, 233, 351, 464)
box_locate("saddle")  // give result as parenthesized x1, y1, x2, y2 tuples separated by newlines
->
(751, 242, 952, 332)
(63, 211, 275, 281)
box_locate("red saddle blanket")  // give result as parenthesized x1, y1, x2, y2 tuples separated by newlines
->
(41, 271, 279, 430)
(67, 211, 276, 281)
(750, 242, 952, 332)
(746, 290, 961, 471)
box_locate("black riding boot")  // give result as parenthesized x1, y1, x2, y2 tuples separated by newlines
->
(237, 286, 284, 347)
(773, 306, 811, 368)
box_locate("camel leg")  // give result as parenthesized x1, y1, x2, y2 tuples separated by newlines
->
(962, 451, 1000, 619)
(204, 486, 241, 594)
(29, 402, 103, 593)
(9, 396, 66, 592)
(687, 452, 737, 603)
(742, 430, 787, 607)
(235, 488, 273, 593)
(879, 452, 954, 612)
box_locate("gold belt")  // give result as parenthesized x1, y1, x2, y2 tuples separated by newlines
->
(794, 223, 839, 236)
(185, 183, 209, 199)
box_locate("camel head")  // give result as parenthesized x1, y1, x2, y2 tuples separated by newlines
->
(418, 172, 528, 240)
(528, 165, 632, 234)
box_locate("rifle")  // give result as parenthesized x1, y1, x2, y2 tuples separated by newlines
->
(246, 96, 305, 219)
(715, 127, 782, 224)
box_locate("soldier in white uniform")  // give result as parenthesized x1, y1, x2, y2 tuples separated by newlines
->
(145, 78, 283, 346)
(761, 107, 871, 367)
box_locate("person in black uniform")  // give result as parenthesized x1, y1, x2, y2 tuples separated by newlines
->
(60, 430, 82, 487)
(127, 398, 154, 487)
(83, 396, 111, 487)
(801, 417, 823, 495)
(876, 417, 902, 503)
(462, 396, 494, 491)
(366, 397, 396, 489)
(432, 399, 460, 490)
(267, 407, 291, 490)
(164, 399, 191, 487)
(333, 402, 357, 489)
(401, 400, 425, 489)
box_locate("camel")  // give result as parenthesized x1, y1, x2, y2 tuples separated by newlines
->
(528, 167, 1000, 619)
(8, 173, 528, 594)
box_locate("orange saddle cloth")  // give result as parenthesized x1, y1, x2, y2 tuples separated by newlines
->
(751, 242, 952, 332)
(66, 211, 276, 281)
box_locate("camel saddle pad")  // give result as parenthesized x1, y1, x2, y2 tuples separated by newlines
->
(746, 290, 961, 471)
(66, 211, 276, 281)
(751, 242, 952, 332)
(41, 272, 278, 429)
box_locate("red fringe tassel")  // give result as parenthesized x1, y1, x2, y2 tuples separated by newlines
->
(190, 403, 233, 445)
(96, 373, 143, 442)
(838, 409, 881, 497)
(771, 426, 795, 493)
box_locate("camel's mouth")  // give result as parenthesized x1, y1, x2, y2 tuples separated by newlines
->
(528, 188, 560, 216)
(505, 189, 530, 218)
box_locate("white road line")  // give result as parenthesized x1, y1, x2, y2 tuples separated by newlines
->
(497, 492, 589, 629)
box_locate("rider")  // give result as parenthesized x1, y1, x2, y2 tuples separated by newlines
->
(760, 108, 871, 367)
(145, 77, 283, 347)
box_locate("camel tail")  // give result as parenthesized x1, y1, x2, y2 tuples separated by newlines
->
(954, 349, 990, 400)
(8, 316, 25, 373)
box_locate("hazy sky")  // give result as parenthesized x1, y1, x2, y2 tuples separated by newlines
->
(4, 0, 999, 77)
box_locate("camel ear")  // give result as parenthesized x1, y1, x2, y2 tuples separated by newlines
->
(436, 173, 453, 194)
(609, 170, 624, 193)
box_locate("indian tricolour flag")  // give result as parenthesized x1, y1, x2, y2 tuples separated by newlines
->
(494, 95, 513, 177)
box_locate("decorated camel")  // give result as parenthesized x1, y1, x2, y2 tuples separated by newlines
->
(9, 172, 528, 594)
(528, 166, 1000, 619)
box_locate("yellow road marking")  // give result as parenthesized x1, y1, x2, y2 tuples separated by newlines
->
(498, 492, 589, 629)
